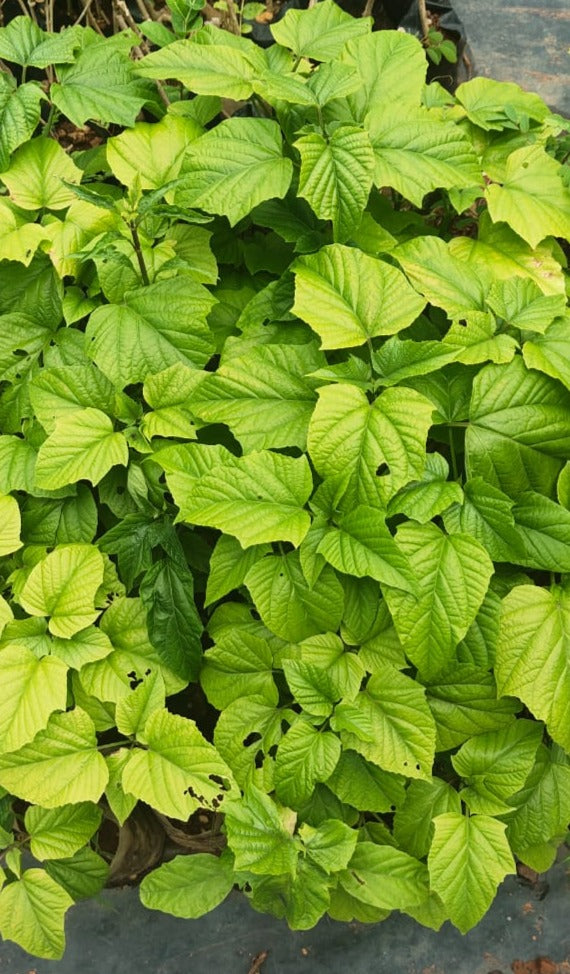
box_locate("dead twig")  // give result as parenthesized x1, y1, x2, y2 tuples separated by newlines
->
(73, 0, 98, 27)
(133, 0, 159, 20)
(247, 951, 269, 974)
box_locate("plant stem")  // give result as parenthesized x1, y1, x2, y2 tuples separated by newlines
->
(74, 0, 98, 27)
(96, 740, 129, 752)
(130, 223, 151, 286)
(449, 429, 459, 481)
(417, 0, 429, 41)
(42, 102, 58, 137)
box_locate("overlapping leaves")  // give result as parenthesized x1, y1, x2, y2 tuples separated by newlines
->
(0, 0, 568, 959)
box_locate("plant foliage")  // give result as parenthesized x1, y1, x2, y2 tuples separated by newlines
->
(0, 0, 569, 959)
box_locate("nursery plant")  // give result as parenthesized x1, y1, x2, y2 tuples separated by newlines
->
(0, 0, 569, 959)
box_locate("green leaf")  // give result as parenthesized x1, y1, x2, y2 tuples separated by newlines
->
(428, 812, 514, 933)
(141, 362, 202, 441)
(317, 505, 417, 593)
(25, 803, 102, 861)
(510, 491, 570, 572)
(336, 30, 426, 122)
(0, 708, 108, 807)
(51, 626, 112, 670)
(283, 633, 364, 718)
(308, 383, 433, 508)
(0, 646, 68, 753)
(122, 708, 237, 819)
(368, 107, 481, 207)
(455, 77, 549, 131)
(175, 118, 292, 226)
(504, 744, 570, 866)
(136, 31, 266, 100)
(443, 477, 522, 562)
(205, 535, 270, 607)
(293, 244, 425, 349)
(442, 311, 518, 366)
(20, 489, 97, 547)
(44, 846, 109, 902)
(245, 550, 344, 642)
(332, 664, 436, 779)
(326, 749, 405, 813)
(86, 278, 216, 387)
(300, 819, 357, 874)
(339, 842, 428, 909)
(396, 236, 490, 316)
(80, 597, 185, 703)
(19, 544, 105, 638)
(523, 315, 570, 390)
(452, 720, 543, 815)
(0, 436, 38, 493)
(214, 694, 292, 788)
(0, 18, 80, 68)
(223, 785, 298, 875)
(107, 114, 203, 190)
(0, 137, 81, 210)
(104, 749, 137, 826)
(328, 882, 389, 923)
(0, 492, 21, 556)
(274, 719, 341, 808)
(35, 408, 128, 490)
(384, 522, 493, 679)
(373, 336, 457, 387)
(458, 587, 502, 669)
(140, 852, 235, 918)
(0, 597, 12, 638)
(388, 453, 463, 524)
(485, 145, 570, 249)
(140, 557, 202, 682)
(177, 450, 313, 548)
(0, 868, 73, 959)
(306, 61, 360, 106)
(424, 662, 519, 750)
(487, 277, 566, 333)
(495, 584, 570, 751)
(51, 37, 152, 128)
(466, 357, 570, 498)
(393, 778, 461, 859)
(30, 365, 119, 434)
(449, 212, 566, 297)
(294, 126, 374, 242)
(0, 196, 50, 267)
(115, 670, 166, 738)
(190, 343, 323, 452)
(271, 0, 370, 60)
(0, 76, 44, 172)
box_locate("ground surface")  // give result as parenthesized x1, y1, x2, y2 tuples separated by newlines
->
(0, 856, 568, 973)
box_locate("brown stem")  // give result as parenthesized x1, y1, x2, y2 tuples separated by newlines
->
(417, 0, 429, 40)
(247, 952, 269, 974)
(225, 0, 241, 36)
(74, 0, 98, 27)
(133, 0, 159, 20)
(361, 0, 374, 17)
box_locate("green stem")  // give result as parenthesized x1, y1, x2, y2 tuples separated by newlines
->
(449, 429, 459, 481)
(130, 223, 150, 287)
(96, 740, 130, 752)
(42, 102, 57, 138)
